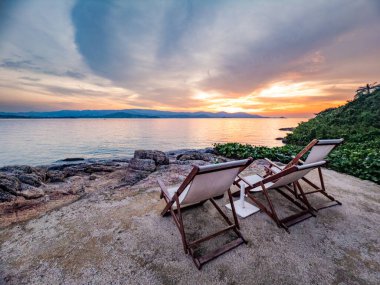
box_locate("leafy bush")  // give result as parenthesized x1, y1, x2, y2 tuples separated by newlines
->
(215, 90, 380, 184)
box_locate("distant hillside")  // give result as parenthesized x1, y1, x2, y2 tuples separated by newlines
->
(0, 109, 266, 119)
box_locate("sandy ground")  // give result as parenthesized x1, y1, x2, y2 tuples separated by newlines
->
(0, 167, 379, 285)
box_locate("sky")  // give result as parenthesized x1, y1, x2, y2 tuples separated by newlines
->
(0, 0, 379, 117)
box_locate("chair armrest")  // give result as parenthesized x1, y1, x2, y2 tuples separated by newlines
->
(157, 178, 170, 199)
(264, 158, 282, 170)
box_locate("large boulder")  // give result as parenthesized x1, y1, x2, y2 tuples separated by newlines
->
(176, 151, 212, 161)
(128, 158, 156, 172)
(17, 174, 43, 187)
(46, 170, 65, 183)
(0, 189, 16, 202)
(0, 165, 34, 175)
(122, 170, 150, 186)
(0, 173, 21, 195)
(134, 150, 169, 166)
(20, 186, 45, 199)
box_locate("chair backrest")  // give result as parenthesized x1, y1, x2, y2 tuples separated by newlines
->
(269, 161, 326, 189)
(304, 139, 343, 164)
(179, 159, 252, 205)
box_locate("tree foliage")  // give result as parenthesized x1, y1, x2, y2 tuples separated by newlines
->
(215, 89, 380, 183)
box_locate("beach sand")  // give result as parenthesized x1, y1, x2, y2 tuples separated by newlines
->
(0, 159, 379, 284)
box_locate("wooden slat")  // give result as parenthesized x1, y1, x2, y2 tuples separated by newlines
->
(196, 238, 245, 268)
(188, 225, 235, 247)
(281, 211, 314, 227)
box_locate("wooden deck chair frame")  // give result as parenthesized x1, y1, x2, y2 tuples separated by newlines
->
(265, 139, 343, 211)
(235, 161, 326, 232)
(158, 158, 253, 269)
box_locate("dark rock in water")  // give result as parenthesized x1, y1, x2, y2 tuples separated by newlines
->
(61, 158, 85, 162)
(48, 164, 79, 171)
(122, 170, 150, 186)
(279, 127, 295, 131)
(46, 170, 65, 183)
(0, 173, 21, 195)
(20, 185, 44, 199)
(134, 150, 169, 166)
(85, 164, 114, 174)
(176, 151, 212, 161)
(0, 189, 16, 202)
(129, 158, 156, 172)
(17, 174, 43, 187)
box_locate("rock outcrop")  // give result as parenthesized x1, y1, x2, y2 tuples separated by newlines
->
(0, 148, 245, 227)
(128, 158, 156, 172)
(134, 150, 169, 166)
(176, 150, 213, 161)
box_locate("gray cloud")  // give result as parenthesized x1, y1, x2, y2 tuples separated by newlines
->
(0, 0, 379, 113)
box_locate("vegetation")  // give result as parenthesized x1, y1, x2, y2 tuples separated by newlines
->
(215, 88, 380, 183)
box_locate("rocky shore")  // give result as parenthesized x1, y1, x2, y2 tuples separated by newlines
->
(1, 148, 379, 284)
(0, 148, 264, 228)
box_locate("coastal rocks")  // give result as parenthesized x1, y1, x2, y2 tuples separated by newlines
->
(122, 170, 150, 186)
(176, 151, 212, 161)
(134, 150, 169, 166)
(20, 186, 45, 199)
(84, 164, 115, 174)
(17, 173, 43, 187)
(128, 158, 156, 172)
(0, 173, 21, 195)
(0, 189, 16, 202)
(46, 170, 65, 183)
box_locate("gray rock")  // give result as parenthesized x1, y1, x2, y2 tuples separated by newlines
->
(129, 158, 156, 172)
(20, 186, 45, 199)
(46, 170, 65, 183)
(17, 174, 42, 187)
(0, 173, 21, 195)
(176, 151, 212, 161)
(85, 165, 114, 174)
(89, 175, 97, 180)
(204, 147, 217, 154)
(0, 165, 34, 174)
(0, 189, 16, 202)
(134, 150, 169, 166)
(122, 170, 150, 186)
(63, 166, 87, 177)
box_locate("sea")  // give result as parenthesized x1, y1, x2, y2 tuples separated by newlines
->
(0, 118, 307, 166)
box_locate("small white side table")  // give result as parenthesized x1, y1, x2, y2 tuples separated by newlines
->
(226, 184, 260, 218)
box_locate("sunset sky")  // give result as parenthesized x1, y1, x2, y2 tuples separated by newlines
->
(0, 0, 379, 117)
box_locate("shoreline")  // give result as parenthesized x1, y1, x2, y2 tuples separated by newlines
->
(1, 149, 379, 284)
(0, 148, 254, 228)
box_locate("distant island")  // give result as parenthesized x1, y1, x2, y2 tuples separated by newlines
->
(0, 109, 269, 119)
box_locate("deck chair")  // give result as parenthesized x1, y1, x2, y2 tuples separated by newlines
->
(266, 139, 343, 211)
(158, 158, 253, 269)
(235, 161, 326, 232)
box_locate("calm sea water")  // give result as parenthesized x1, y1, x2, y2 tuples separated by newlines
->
(0, 118, 307, 166)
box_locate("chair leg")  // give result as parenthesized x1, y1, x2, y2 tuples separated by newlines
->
(299, 167, 342, 211)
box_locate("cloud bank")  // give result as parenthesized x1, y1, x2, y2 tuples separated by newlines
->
(0, 0, 379, 116)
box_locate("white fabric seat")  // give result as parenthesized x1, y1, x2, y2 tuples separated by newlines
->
(239, 174, 274, 192)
